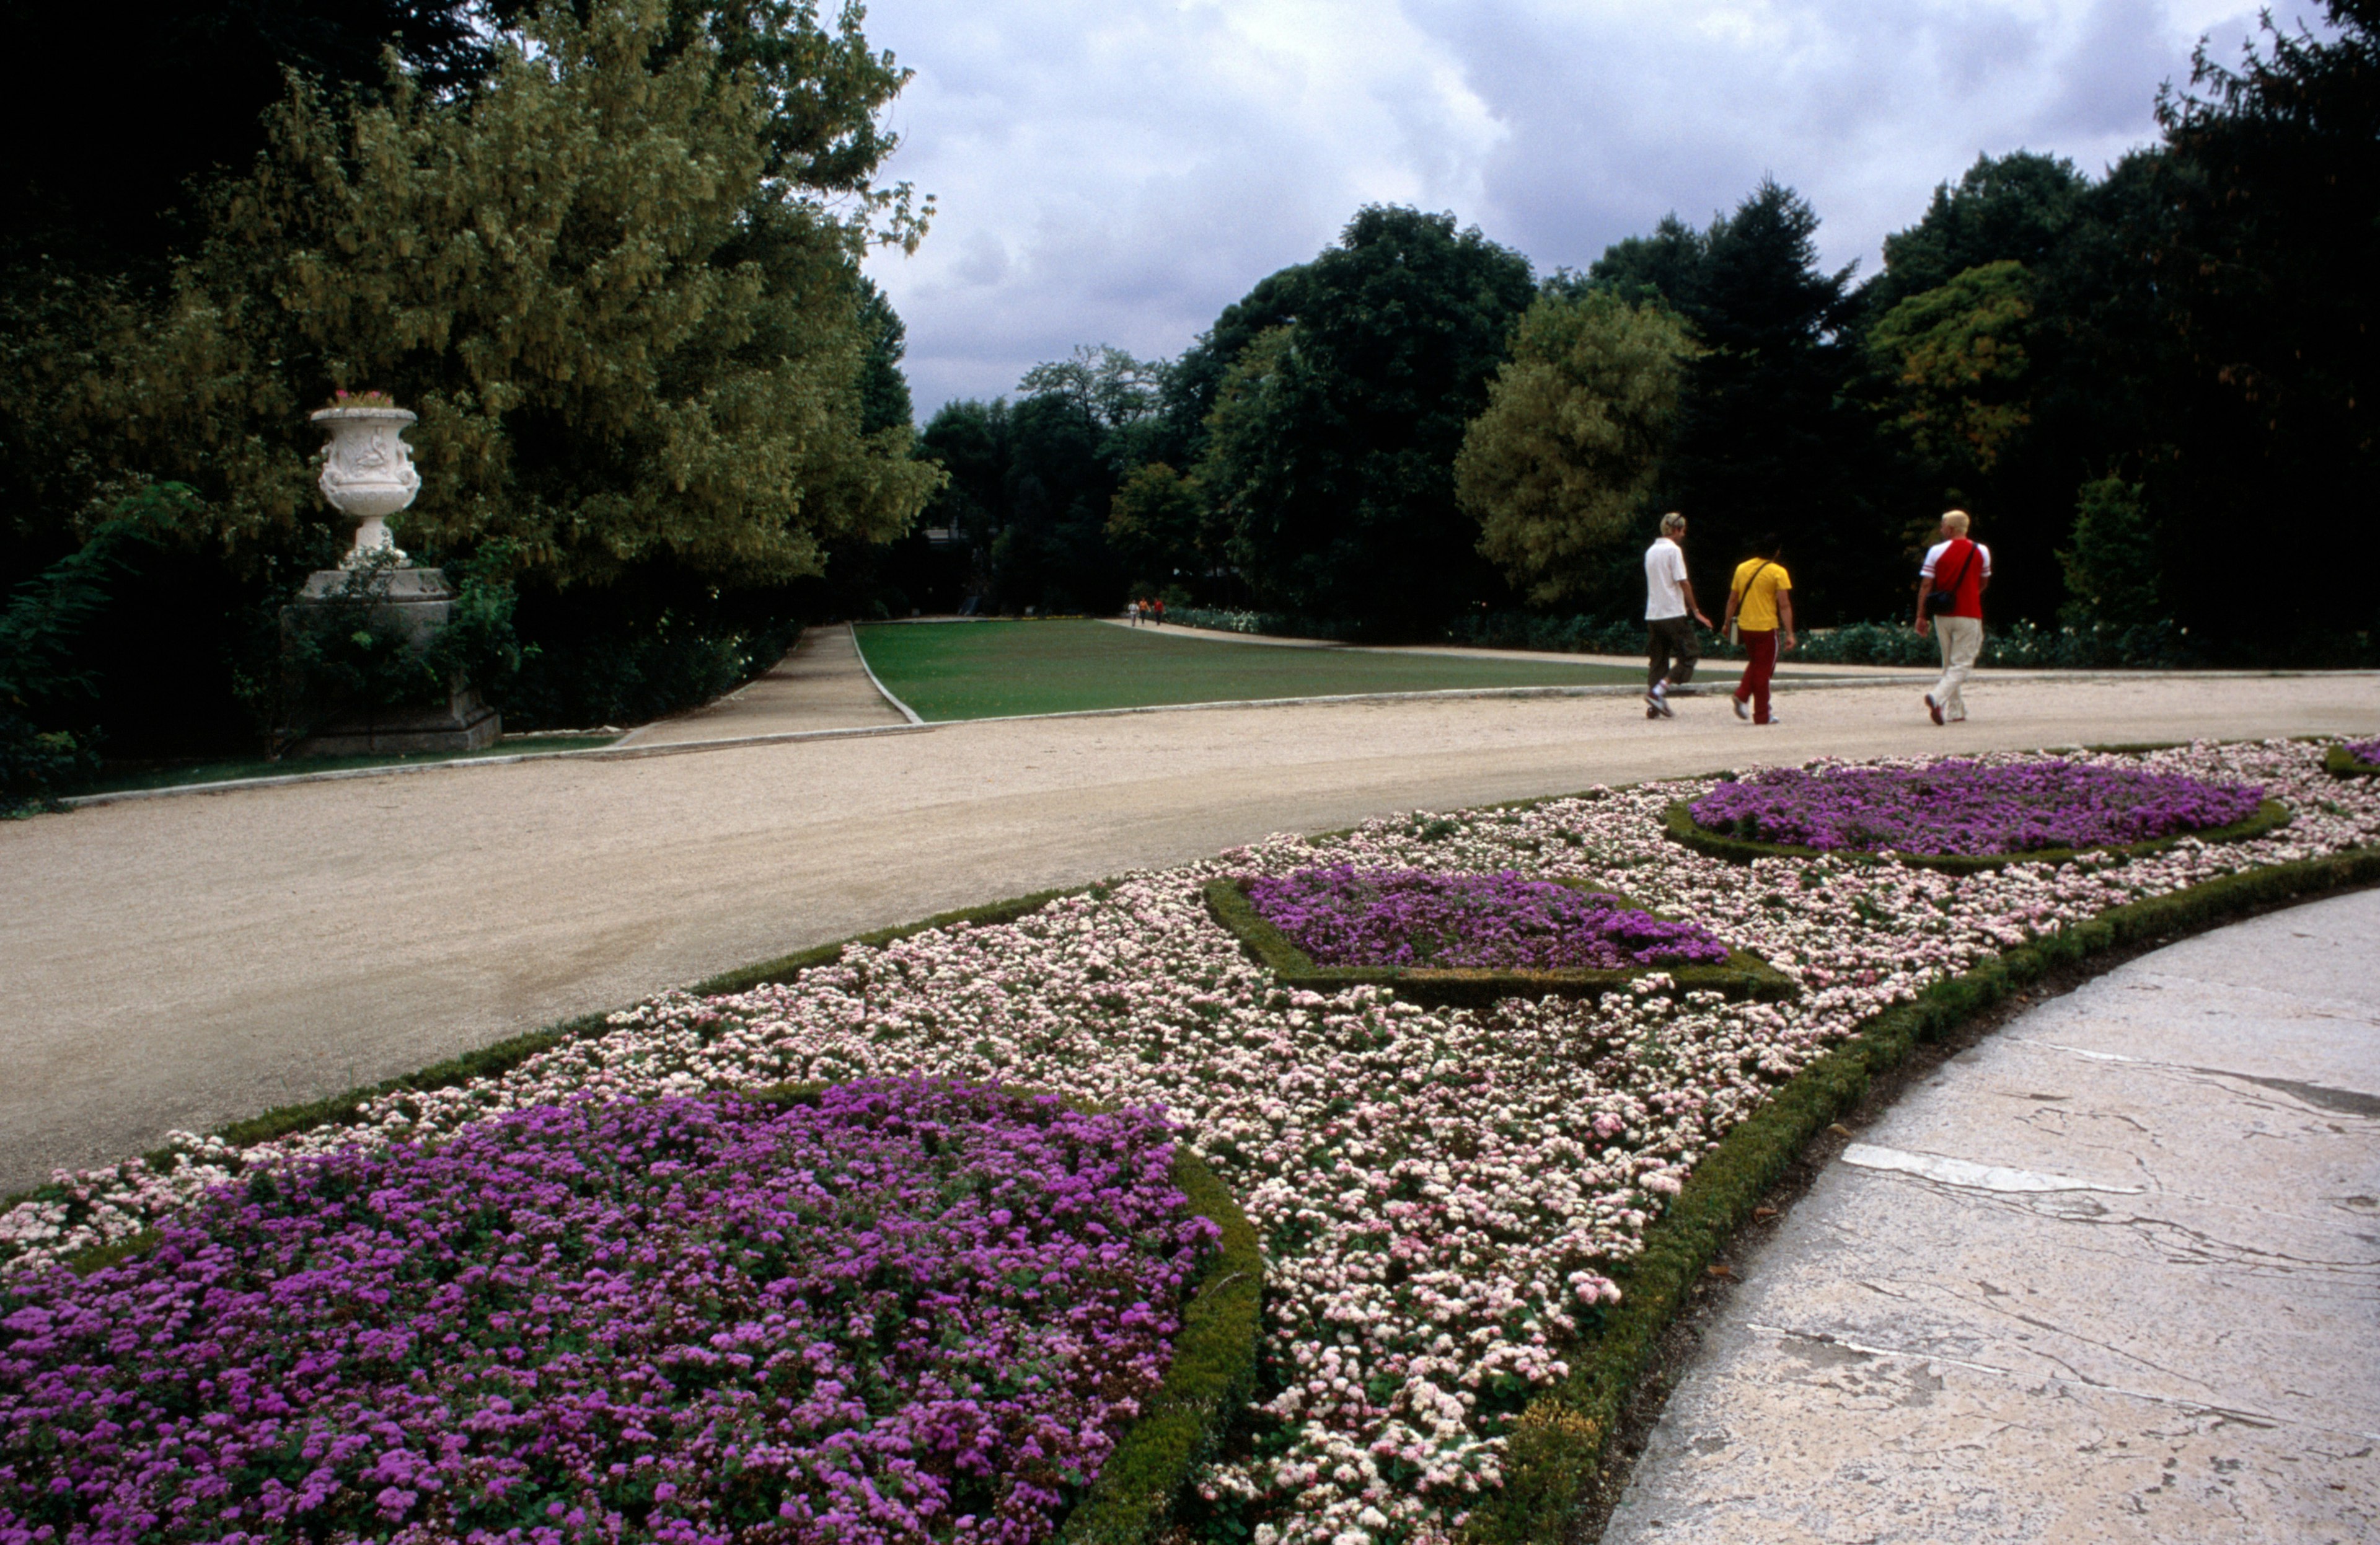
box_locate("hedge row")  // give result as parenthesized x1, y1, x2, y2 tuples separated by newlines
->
(1201, 877, 1799, 1007)
(1460, 839, 2380, 1544)
(1660, 795, 2295, 874)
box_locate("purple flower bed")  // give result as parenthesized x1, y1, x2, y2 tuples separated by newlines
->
(2346, 738, 2380, 766)
(1686, 758, 2265, 857)
(1243, 865, 1732, 970)
(0, 1081, 1215, 1545)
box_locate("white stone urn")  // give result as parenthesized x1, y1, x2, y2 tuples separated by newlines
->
(311, 404, 422, 565)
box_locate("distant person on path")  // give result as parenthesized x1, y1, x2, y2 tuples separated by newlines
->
(1722, 535, 1795, 725)
(1915, 509, 1991, 724)
(1644, 511, 1712, 719)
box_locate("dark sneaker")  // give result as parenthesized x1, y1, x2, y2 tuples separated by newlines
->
(1925, 693, 1945, 726)
(1646, 706, 1663, 720)
(1733, 696, 1750, 721)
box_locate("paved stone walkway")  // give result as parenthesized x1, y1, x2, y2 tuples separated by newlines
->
(1, 671, 2372, 1194)
(1603, 888, 2380, 1545)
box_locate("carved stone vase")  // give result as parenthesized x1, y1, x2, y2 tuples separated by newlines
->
(311, 405, 423, 564)
(286, 401, 498, 756)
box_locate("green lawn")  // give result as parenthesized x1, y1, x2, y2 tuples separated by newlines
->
(855, 619, 1686, 720)
(71, 734, 620, 797)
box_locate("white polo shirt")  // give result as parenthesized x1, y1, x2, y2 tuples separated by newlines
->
(1645, 537, 1689, 621)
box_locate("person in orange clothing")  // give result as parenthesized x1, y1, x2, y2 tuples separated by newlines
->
(1721, 534, 1796, 725)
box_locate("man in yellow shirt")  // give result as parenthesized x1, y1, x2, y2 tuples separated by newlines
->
(1721, 536, 1796, 725)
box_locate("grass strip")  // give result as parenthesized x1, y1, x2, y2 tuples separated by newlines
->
(1461, 839, 2380, 1544)
(1661, 795, 2293, 873)
(1202, 877, 1799, 1006)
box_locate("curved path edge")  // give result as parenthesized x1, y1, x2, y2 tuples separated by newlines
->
(1598, 887, 2380, 1544)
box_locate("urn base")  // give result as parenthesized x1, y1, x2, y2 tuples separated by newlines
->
(288, 686, 501, 758)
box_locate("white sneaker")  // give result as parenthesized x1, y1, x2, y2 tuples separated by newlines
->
(1733, 696, 1750, 721)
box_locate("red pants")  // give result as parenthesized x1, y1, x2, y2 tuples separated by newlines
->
(1734, 629, 1778, 722)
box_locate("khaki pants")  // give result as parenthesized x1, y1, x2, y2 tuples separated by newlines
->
(1931, 615, 1983, 720)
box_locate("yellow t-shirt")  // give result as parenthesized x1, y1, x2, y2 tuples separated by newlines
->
(1730, 559, 1791, 632)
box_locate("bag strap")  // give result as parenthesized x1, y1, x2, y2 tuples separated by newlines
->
(1734, 559, 1772, 605)
(1944, 542, 1977, 597)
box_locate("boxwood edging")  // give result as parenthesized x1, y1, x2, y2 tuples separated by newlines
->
(1662, 795, 2294, 873)
(2325, 745, 2380, 779)
(1202, 878, 1799, 1006)
(1461, 841, 2380, 1545)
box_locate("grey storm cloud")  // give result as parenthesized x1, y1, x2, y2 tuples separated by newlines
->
(859, 0, 2280, 416)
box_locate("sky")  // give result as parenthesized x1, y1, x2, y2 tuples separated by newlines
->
(858, 0, 2293, 417)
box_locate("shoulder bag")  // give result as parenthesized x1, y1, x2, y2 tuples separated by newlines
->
(1727, 560, 1772, 645)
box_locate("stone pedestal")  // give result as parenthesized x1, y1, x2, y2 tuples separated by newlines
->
(285, 565, 502, 757)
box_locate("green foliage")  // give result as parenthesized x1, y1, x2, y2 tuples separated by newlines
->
(0, 484, 196, 811)
(1458, 291, 1695, 604)
(1867, 260, 2035, 476)
(2327, 743, 2380, 779)
(2059, 476, 2164, 628)
(29, 0, 936, 593)
(1592, 180, 1906, 624)
(1201, 206, 1538, 629)
(1867, 152, 2088, 316)
(1107, 463, 1212, 590)
(1466, 838, 2380, 1543)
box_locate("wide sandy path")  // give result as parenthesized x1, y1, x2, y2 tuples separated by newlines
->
(2, 672, 2373, 1192)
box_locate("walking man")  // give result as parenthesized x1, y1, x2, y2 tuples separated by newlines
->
(1914, 509, 1991, 724)
(1644, 511, 1711, 719)
(1722, 534, 1795, 725)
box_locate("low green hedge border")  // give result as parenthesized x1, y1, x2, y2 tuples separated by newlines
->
(1461, 841, 2380, 1545)
(1662, 795, 2294, 874)
(2325, 745, 2380, 779)
(1202, 877, 1799, 1006)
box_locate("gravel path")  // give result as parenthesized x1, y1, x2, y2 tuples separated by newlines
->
(2, 671, 2373, 1193)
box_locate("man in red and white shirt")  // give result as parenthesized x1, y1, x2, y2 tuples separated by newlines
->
(1914, 508, 1991, 724)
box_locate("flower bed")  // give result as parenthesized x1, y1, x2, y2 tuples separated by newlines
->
(6, 742, 2378, 1545)
(1245, 867, 1730, 971)
(1678, 757, 2278, 866)
(0, 1081, 1222, 1545)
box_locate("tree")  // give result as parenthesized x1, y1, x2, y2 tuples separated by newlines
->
(1594, 180, 1905, 621)
(2059, 476, 2164, 629)
(1199, 206, 1536, 629)
(1106, 462, 1210, 591)
(1457, 290, 1695, 604)
(1865, 152, 2088, 317)
(1866, 260, 2035, 477)
(2144, 0, 2379, 649)
(40, 0, 938, 591)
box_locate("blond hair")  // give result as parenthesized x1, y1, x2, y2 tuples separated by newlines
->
(1659, 511, 1686, 535)
(1941, 509, 1971, 536)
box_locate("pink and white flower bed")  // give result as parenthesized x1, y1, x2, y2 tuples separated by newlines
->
(6, 740, 2378, 1544)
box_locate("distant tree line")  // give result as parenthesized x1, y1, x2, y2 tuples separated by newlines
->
(906, 1, 2376, 660)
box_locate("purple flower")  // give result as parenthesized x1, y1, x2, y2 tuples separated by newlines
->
(1243, 866, 1733, 970)
(2344, 738, 2380, 767)
(1685, 758, 2264, 857)
(0, 1080, 1217, 1544)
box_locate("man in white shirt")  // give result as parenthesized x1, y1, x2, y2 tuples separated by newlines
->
(1644, 511, 1712, 719)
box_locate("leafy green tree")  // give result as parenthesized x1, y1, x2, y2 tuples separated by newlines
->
(1864, 152, 2088, 317)
(2058, 476, 2164, 629)
(2143, 0, 2379, 649)
(1106, 462, 1211, 591)
(43, 0, 936, 591)
(1594, 180, 1905, 621)
(1457, 290, 1695, 604)
(1198, 206, 1536, 629)
(1866, 260, 2035, 477)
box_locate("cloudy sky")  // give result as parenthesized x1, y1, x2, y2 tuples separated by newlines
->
(858, 0, 2290, 416)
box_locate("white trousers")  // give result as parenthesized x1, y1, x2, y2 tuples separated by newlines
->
(1931, 615, 1983, 720)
